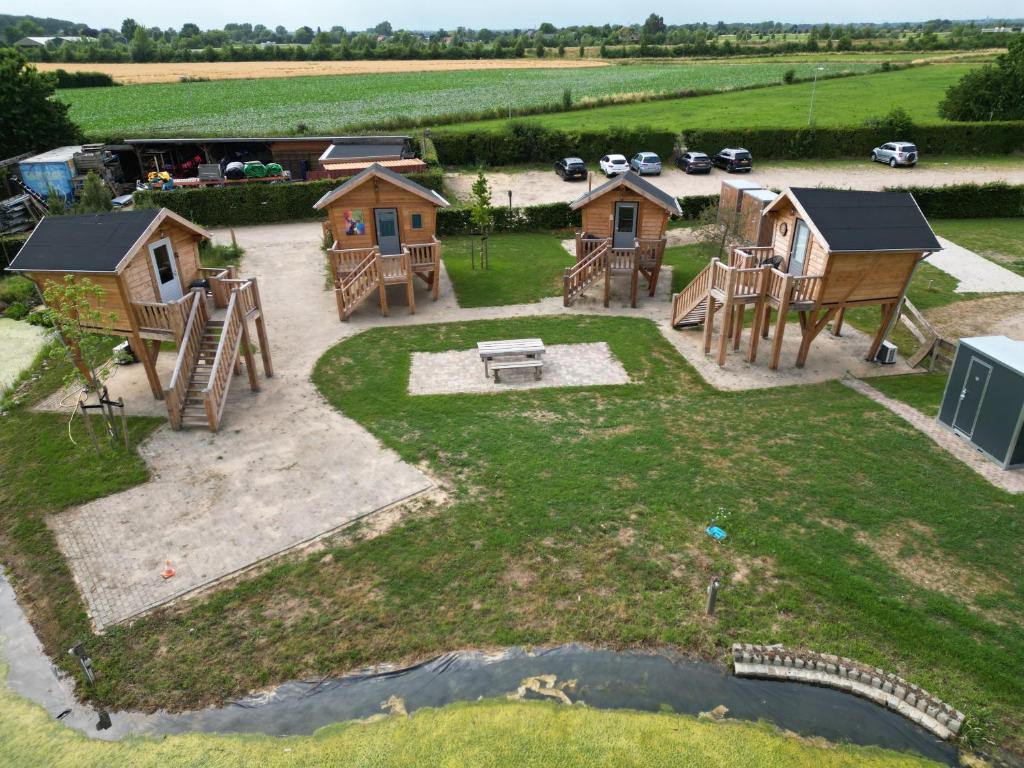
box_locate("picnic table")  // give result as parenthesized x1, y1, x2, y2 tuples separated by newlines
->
(477, 338, 545, 380)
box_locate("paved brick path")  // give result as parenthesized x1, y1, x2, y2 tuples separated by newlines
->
(842, 377, 1024, 495)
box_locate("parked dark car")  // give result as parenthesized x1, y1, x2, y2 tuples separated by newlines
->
(676, 151, 712, 174)
(554, 157, 588, 180)
(712, 148, 753, 173)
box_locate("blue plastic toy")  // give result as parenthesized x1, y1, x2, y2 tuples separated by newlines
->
(705, 526, 727, 541)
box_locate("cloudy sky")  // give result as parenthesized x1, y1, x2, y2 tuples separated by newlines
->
(12, 0, 1023, 30)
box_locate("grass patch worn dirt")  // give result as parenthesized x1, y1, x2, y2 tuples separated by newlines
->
(443, 232, 573, 307)
(0, 681, 942, 768)
(3, 315, 1023, 754)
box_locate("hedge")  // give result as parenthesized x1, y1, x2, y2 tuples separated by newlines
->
(134, 169, 444, 227)
(890, 182, 1024, 219)
(432, 122, 677, 167)
(52, 69, 118, 89)
(681, 122, 1024, 160)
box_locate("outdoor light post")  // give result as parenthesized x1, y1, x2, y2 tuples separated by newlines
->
(807, 66, 825, 127)
(507, 190, 513, 213)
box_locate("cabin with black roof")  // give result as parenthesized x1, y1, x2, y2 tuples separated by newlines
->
(564, 171, 680, 307)
(671, 187, 941, 369)
(314, 163, 450, 320)
(7, 209, 272, 431)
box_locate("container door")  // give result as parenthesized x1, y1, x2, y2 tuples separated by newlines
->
(613, 202, 638, 249)
(148, 238, 183, 303)
(374, 208, 401, 255)
(952, 357, 992, 438)
(788, 219, 810, 275)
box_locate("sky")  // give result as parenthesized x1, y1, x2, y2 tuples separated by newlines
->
(4, 0, 1023, 31)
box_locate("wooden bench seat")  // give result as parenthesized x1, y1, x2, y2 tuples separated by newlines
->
(490, 359, 544, 382)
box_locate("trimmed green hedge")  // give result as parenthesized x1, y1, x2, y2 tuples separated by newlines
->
(682, 122, 1024, 160)
(134, 169, 444, 227)
(432, 122, 677, 167)
(53, 69, 118, 89)
(892, 182, 1024, 218)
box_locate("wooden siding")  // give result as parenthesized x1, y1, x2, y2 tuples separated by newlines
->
(324, 176, 438, 247)
(123, 219, 202, 303)
(768, 206, 827, 277)
(23, 271, 134, 333)
(738, 193, 773, 246)
(819, 251, 920, 306)
(580, 193, 668, 241)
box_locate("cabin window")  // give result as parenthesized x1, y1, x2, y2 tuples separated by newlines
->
(788, 220, 810, 275)
(411, 213, 423, 230)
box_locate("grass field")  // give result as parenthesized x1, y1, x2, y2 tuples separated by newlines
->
(443, 233, 573, 306)
(57, 61, 882, 138)
(931, 218, 1024, 277)
(0, 683, 941, 768)
(441, 64, 975, 133)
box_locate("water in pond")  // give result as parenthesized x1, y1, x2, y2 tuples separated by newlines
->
(0, 574, 958, 765)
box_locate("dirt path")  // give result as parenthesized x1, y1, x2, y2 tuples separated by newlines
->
(40, 59, 607, 85)
(925, 294, 1024, 340)
(445, 161, 1024, 206)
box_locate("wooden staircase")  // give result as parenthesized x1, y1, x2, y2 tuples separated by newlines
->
(335, 250, 381, 320)
(671, 262, 718, 327)
(163, 279, 272, 432)
(563, 240, 610, 306)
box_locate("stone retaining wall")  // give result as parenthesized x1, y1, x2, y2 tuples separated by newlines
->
(732, 644, 964, 741)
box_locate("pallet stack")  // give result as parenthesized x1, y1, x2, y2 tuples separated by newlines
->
(0, 193, 45, 235)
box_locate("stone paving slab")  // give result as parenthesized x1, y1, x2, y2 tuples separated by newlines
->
(408, 342, 630, 395)
(842, 377, 1024, 494)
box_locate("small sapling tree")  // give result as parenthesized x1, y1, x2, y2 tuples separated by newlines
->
(469, 171, 494, 270)
(74, 172, 113, 214)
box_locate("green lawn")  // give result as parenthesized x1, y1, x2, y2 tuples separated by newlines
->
(867, 372, 950, 417)
(0, 684, 940, 768)
(931, 218, 1024, 277)
(663, 242, 719, 292)
(443, 232, 573, 306)
(440, 64, 975, 134)
(57, 60, 881, 139)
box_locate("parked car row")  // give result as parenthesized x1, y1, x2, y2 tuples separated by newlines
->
(555, 138, 916, 183)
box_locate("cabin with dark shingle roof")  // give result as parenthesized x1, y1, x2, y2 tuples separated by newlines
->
(671, 186, 942, 369)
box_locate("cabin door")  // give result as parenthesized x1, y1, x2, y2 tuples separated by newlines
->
(148, 238, 183, 303)
(788, 220, 810, 275)
(613, 202, 638, 249)
(952, 357, 992, 437)
(374, 208, 401, 255)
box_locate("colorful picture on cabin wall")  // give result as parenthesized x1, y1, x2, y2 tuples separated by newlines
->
(343, 210, 365, 236)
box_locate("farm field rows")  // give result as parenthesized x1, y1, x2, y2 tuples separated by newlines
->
(57, 61, 881, 138)
(440, 64, 976, 133)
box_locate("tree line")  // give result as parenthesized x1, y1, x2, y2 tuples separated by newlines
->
(1, 13, 1020, 64)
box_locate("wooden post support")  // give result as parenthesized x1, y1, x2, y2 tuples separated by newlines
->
(796, 307, 839, 368)
(629, 255, 639, 308)
(405, 255, 416, 315)
(717, 269, 736, 367)
(866, 302, 899, 361)
(832, 306, 846, 337)
(376, 254, 389, 317)
(78, 400, 101, 456)
(603, 250, 612, 308)
(703, 263, 719, 355)
(431, 244, 441, 301)
(732, 302, 744, 351)
(131, 331, 164, 400)
(769, 275, 793, 370)
(118, 396, 129, 450)
(238, 313, 259, 393)
(747, 265, 771, 363)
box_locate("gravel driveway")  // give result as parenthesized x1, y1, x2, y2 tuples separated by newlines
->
(446, 161, 1024, 207)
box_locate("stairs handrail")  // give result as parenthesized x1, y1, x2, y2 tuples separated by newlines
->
(563, 241, 609, 306)
(163, 289, 207, 429)
(201, 287, 245, 431)
(671, 259, 714, 326)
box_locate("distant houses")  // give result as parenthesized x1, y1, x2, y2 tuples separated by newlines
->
(14, 36, 94, 47)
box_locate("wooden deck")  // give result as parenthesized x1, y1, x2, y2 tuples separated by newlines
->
(563, 233, 666, 308)
(327, 238, 441, 320)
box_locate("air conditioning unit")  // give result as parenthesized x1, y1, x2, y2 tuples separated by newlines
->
(876, 340, 898, 365)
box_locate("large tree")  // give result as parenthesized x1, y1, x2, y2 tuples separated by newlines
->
(0, 50, 80, 159)
(939, 37, 1024, 121)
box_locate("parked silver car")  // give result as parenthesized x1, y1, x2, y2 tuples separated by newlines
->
(871, 141, 918, 167)
(629, 152, 662, 176)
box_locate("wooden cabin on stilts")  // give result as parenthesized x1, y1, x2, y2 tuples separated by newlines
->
(8, 209, 272, 431)
(315, 163, 449, 320)
(564, 171, 679, 307)
(670, 187, 941, 369)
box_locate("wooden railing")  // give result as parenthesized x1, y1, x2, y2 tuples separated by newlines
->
(608, 246, 638, 272)
(563, 241, 609, 305)
(637, 237, 666, 265)
(731, 246, 773, 267)
(709, 259, 731, 293)
(671, 260, 713, 326)
(132, 296, 189, 342)
(790, 273, 822, 305)
(406, 239, 440, 270)
(328, 245, 377, 285)
(201, 287, 245, 432)
(379, 252, 410, 283)
(575, 234, 608, 262)
(199, 266, 235, 308)
(219, 277, 259, 317)
(764, 268, 822, 306)
(163, 290, 207, 430)
(337, 251, 380, 320)
(731, 265, 768, 298)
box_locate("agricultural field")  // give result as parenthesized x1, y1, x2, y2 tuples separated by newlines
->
(441, 63, 976, 133)
(57, 60, 882, 138)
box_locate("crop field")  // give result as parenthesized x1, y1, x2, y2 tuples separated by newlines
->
(57, 61, 881, 138)
(441, 64, 976, 133)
